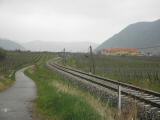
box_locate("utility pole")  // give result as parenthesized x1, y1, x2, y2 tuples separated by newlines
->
(85, 53, 92, 73)
(63, 48, 66, 65)
(89, 45, 95, 74)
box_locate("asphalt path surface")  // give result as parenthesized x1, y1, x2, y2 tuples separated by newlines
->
(0, 66, 36, 120)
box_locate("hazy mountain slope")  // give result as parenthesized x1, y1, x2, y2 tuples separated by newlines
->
(0, 39, 24, 50)
(22, 41, 98, 52)
(96, 19, 160, 54)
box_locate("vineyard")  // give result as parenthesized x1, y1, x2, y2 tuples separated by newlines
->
(0, 51, 39, 76)
(66, 53, 160, 92)
(0, 50, 54, 91)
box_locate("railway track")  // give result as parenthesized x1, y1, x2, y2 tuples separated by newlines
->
(48, 61, 160, 113)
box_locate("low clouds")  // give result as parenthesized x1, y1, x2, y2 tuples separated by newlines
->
(0, 0, 159, 43)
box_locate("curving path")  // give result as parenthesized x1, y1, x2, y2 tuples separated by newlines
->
(0, 66, 36, 120)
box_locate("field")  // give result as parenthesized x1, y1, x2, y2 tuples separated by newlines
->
(66, 53, 160, 92)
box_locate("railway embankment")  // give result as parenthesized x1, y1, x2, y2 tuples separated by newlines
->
(47, 59, 160, 120)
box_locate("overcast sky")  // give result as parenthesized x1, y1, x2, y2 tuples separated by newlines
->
(0, 0, 159, 44)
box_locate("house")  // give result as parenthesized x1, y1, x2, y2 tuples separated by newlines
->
(101, 48, 141, 56)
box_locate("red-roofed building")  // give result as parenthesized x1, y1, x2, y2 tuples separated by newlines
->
(101, 48, 141, 56)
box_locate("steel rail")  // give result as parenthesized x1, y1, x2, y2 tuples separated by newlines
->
(49, 62, 160, 108)
(54, 63, 160, 98)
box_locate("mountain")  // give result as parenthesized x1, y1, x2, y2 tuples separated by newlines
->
(0, 39, 24, 51)
(22, 41, 98, 52)
(96, 19, 160, 55)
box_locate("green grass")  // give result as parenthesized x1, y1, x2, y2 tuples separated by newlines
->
(25, 60, 110, 120)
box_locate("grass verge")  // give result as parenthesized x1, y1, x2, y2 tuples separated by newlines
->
(25, 63, 114, 120)
(0, 70, 16, 92)
(0, 75, 14, 92)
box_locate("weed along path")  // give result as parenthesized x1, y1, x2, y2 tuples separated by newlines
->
(0, 66, 36, 120)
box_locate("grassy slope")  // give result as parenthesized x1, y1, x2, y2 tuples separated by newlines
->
(25, 58, 114, 120)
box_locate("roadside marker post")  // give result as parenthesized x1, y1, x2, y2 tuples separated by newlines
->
(118, 85, 121, 114)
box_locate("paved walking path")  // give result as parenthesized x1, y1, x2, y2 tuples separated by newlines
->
(0, 66, 36, 120)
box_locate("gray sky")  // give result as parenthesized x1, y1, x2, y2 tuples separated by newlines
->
(0, 0, 159, 44)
